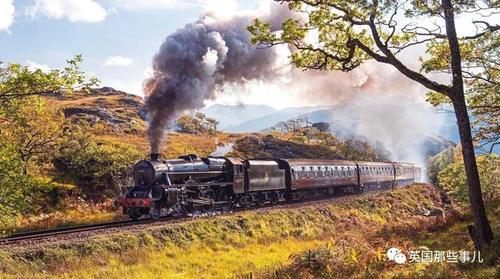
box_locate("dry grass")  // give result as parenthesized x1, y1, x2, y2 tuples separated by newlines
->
(9, 199, 122, 233)
(2, 184, 488, 279)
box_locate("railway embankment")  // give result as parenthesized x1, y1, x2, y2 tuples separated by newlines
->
(2, 184, 490, 278)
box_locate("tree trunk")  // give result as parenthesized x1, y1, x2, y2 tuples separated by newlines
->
(443, 0, 493, 249)
(451, 92, 493, 249)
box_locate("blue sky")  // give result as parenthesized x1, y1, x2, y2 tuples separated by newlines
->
(0, 0, 497, 110)
(0, 0, 260, 96)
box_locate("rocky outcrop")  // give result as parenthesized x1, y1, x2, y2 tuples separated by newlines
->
(232, 134, 344, 160)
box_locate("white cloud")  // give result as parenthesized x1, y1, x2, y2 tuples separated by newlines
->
(26, 60, 51, 72)
(26, 0, 107, 23)
(102, 56, 133, 67)
(0, 0, 15, 32)
(111, 0, 198, 10)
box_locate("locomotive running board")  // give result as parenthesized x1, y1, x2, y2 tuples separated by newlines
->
(168, 182, 232, 188)
(185, 199, 231, 205)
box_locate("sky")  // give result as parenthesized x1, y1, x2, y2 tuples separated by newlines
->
(0, 0, 497, 109)
(0, 0, 262, 99)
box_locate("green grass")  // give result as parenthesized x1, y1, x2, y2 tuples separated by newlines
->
(1, 184, 478, 279)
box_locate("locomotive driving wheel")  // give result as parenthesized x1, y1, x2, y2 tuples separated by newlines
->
(127, 208, 141, 221)
(200, 189, 215, 211)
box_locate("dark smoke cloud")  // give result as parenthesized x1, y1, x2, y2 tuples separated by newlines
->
(144, 5, 291, 153)
(145, 1, 448, 171)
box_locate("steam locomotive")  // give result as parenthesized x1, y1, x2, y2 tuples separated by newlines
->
(117, 154, 422, 220)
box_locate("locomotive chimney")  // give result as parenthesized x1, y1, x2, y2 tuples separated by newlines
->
(150, 153, 160, 161)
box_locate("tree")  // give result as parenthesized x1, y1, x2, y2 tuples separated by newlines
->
(276, 118, 307, 132)
(175, 113, 219, 135)
(427, 146, 456, 186)
(249, 0, 497, 248)
(0, 55, 98, 100)
(426, 24, 499, 153)
(439, 154, 499, 205)
(55, 134, 143, 197)
(312, 121, 330, 132)
(0, 98, 65, 173)
(0, 55, 98, 174)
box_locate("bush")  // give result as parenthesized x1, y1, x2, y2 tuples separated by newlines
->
(55, 139, 142, 199)
(438, 154, 499, 204)
(175, 112, 218, 135)
(0, 145, 73, 231)
(427, 146, 456, 186)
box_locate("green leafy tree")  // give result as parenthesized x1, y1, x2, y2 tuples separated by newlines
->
(0, 144, 72, 231)
(427, 146, 457, 186)
(0, 55, 99, 173)
(439, 154, 499, 204)
(0, 56, 99, 228)
(0, 98, 65, 173)
(249, 0, 497, 248)
(176, 112, 219, 135)
(55, 137, 143, 197)
(0, 55, 98, 100)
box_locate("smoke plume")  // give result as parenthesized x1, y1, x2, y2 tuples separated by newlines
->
(144, 5, 291, 153)
(145, 1, 450, 173)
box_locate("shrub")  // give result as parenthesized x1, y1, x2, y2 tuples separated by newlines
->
(55, 139, 142, 199)
(438, 154, 499, 204)
(0, 145, 73, 231)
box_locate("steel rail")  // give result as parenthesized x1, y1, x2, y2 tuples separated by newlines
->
(0, 187, 395, 244)
(0, 218, 159, 244)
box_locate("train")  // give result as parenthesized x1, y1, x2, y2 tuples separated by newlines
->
(117, 154, 422, 220)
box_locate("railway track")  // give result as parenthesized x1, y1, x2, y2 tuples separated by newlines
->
(0, 218, 163, 244)
(0, 187, 394, 245)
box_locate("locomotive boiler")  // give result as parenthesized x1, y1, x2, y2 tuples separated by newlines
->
(118, 154, 422, 220)
(119, 154, 235, 219)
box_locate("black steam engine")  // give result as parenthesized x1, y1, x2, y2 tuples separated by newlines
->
(118, 154, 422, 220)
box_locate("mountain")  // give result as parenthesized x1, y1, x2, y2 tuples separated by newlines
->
(224, 106, 333, 132)
(282, 103, 459, 143)
(420, 135, 456, 157)
(46, 87, 146, 134)
(263, 103, 459, 159)
(202, 104, 277, 130)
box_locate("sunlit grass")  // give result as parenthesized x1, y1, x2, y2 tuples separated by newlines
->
(70, 238, 321, 279)
(7, 199, 122, 234)
(3, 185, 495, 279)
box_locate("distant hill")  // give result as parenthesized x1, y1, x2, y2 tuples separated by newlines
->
(46, 88, 459, 159)
(224, 106, 333, 132)
(45, 87, 146, 135)
(264, 103, 459, 160)
(202, 104, 276, 129)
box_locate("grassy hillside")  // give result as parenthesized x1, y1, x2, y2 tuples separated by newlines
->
(1, 184, 497, 278)
(2, 88, 388, 233)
